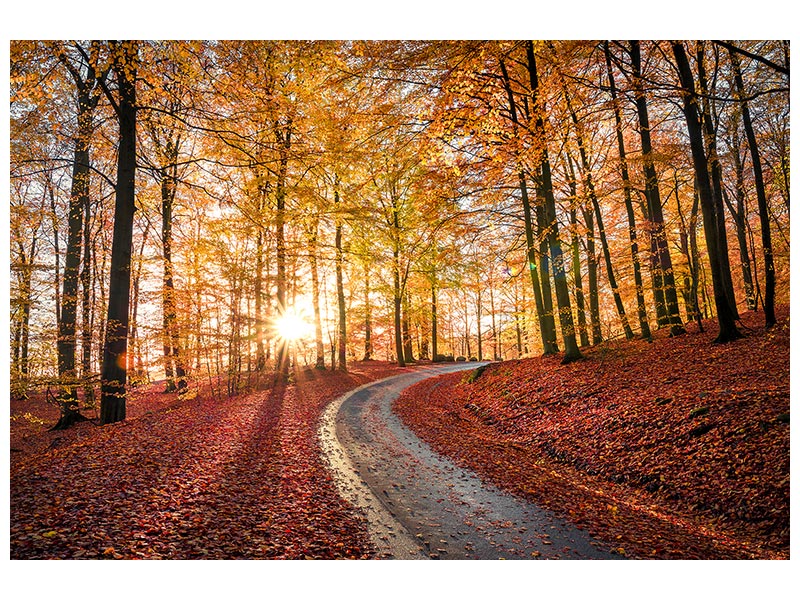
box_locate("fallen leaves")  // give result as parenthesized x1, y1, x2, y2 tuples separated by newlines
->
(10, 362, 408, 559)
(393, 309, 789, 559)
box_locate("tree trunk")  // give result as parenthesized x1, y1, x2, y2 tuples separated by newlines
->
(274, 123, 291, 378)
(160, 157, 186, 391)
(53, 49, 106, 428)
(476, 286, 483, 360)
(522, 175, 555, 354)
(48, 179, 62, 337)
(430, 276, 438, 361)
(393, 256, 405, 367)
(402, 290, 414, 363)
(363, 262, 373, 360)
(12, 235, 36, 399)
(729, 47, 776, 327)
(568, 206, 590, 348)
(334, 183, 347, 372)
(671, 42, 742, 343)
(488, 273, 498, 359)
(255, 225, 266, 371)
(391, 186, 405, 367)
(562, 154, 590, 347)
(128, 226, 149, 385)
(55, 94, 92, 427)
(582, 204, 602, 344)
(604, 41, 651, 340)
(677, 187, 704, 331)
(310, 222, 325, 368)
(80, 192, 95, 403)
(100, 40, 139, 425)
(630, 40, 685, 337)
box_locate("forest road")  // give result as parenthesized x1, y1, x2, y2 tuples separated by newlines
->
(320, 363, 620, 560)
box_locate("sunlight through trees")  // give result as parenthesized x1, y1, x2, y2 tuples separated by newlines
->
(10, 40, 790, 425)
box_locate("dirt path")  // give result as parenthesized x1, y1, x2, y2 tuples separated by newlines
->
(320, 363, 620, 560)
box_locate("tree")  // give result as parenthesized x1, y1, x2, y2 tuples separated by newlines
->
(525, 42, 581, 362)
(558, 73, 634, 341)
(629, 40, 685, 337)
(53, 41, 108, 429)
(603, 41, 651, 340)
(728, 46, 777, 327)
(99, 40, 139, 425)
(497, 56, 558, 355)
(671, 41, 742, 343)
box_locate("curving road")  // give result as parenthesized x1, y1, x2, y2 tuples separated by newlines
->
(320, 363, 620, 560)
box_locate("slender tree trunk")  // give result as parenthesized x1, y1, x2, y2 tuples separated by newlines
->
(13, 237, 36, 399)
(55, 97, 92, 426)
(476, 286, 483, 361)
(430, 275, 438, 361)
(582, 204, 602, 344)
(522, 176, 556, 354)
(100, 40, 139, 425)
(48, 180, 62, 336)
(402, 290, 414, 362)
(128, 228, 148, 384)
(363, 262, 373, 360)
(729, 48, 776, 327)
(671, 41, 742, 343)
(393, 255, 404, 367)
(604, 41, 651, 340)
(255, 225, 266, 371)
(630, 40, 685, 336)
(677, 188, 704, 331)
(309, 222, 325, 368)
(334, 182, 347, 372)
(488, 274, 498, 359)
(727, 124, 757, 310)
(128, 230, 142, 380)
(274, 124, 291, 378)
(568, 207, 590, 348)
(391, 186, 405, 367)
(419, 305, 430, 359)
(563, 155, 590, 347)
(161, 159, 186, 390)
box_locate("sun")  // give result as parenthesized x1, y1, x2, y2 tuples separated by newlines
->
(273, 310, 313, 342)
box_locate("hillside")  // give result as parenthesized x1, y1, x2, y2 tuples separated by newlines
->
(394, 309, 789, 559)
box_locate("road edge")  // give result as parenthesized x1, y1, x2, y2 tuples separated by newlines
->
(318, 375, 427, 560)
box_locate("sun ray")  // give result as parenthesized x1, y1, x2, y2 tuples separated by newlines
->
(273, 310, 313, 342)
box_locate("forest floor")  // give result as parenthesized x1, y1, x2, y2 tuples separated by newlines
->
(10, 362, 411, 559)
(395, 308, 790, 559)
(9, 308, 789, 560)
